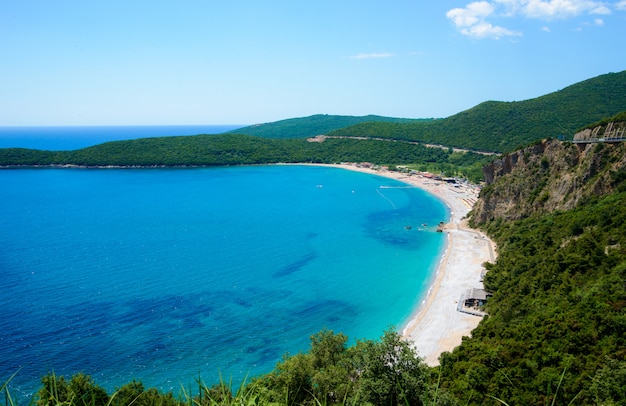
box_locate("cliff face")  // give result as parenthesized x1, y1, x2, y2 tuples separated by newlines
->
(472, 139, 626, 224)
(573, 120, 626, 142)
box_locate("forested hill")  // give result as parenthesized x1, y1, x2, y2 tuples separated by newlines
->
(226, 114, 428, 139)
(1, 70, 624, 170)
(0, 133, 491, 181)
(434, 137, 626, 404)
(328, 70, 626, 153)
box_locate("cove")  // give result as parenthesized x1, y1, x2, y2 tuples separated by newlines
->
(0, 165, 447, 399)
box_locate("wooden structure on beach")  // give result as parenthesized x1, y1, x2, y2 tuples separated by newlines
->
(458, 288, 492, 317)
(464, 288, 491, 308)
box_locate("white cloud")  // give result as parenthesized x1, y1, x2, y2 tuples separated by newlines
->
(523, 0, 612, 19)
(448, 0, 616, 38)
(350, 52, 395, 60)
(541, 25, 552, 31)
(594, 17, 605, 24)
(493, 0, 523, 15)
(617, 0, 626, 10)
(447, 1, 495, 27)
(591, 5, 612, 14)
(463, 21, 522, 38)
(447, 1, 522, 38)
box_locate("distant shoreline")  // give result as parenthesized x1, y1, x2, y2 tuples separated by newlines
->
(0, 163, 256, 170)
(0, 163, 233, 169)
(302, 163, 496, 366)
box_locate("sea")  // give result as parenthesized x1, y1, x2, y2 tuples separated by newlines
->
(0, 125, 244, 151)
(0, 126, 448, 402)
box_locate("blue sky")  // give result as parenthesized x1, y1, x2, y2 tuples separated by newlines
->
(1, 1, 625, 125)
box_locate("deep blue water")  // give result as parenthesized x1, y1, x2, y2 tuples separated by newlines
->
(0, 164, 447, 401)
(0, 125, 244, 150)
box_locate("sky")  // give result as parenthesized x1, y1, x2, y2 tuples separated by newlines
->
(1, 1, 625, 126)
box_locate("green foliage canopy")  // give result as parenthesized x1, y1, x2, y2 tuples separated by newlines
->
(0, 134, 490, 182)
(437, 189, 626, 405)
(227, 114, 429, 139)
(329, 71, 626, 153)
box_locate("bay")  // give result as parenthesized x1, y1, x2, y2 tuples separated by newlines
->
(0, 165, 447, 401)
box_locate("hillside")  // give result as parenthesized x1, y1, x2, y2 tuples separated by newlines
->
(227, 114, 427, 139)
(328, 71, 626, 153)
(0, 133, 491, 182)
(474, 115, 626, 223)
(433, 137, 626, 404)
(472, 139, 626, 222)
(2, 71, 625, 173)
(573, 111, 626, 142)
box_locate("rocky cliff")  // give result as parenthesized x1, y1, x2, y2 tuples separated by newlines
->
(471, 138, 626, 224)
(573, 120, 626, 142)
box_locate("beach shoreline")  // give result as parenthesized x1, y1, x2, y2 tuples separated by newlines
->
(301, 163, 496, 366)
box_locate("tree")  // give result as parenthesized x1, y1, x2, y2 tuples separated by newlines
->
(36, 373, 109, 406)
(357, 329, 430, 406)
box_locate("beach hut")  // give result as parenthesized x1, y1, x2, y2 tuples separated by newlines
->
(463, 288, 492, 309)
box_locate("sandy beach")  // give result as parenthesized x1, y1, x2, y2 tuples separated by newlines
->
(311, 163, 496, 366)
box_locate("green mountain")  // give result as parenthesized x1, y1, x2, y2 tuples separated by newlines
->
(227, 114, 428, 139)
(0, 133, 490, 182)
(2, 71, 625, 173)
(328, 71, 626, 153)
(433, 137, 626, 405)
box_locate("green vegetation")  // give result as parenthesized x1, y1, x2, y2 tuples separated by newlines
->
(0, 148, 59, 166)
(329, 71, 626, 153)
(226, 71, 626, 153)
(2, 71, 625, 178)
(227, 114, 429, 139)
(437, 188, 626, 404)
(578, 110, 626, 132)
(3, 330, 451, 406)
(0, 134, 491, 183)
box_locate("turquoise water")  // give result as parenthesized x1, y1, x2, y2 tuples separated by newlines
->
(0, 165, 447, 400)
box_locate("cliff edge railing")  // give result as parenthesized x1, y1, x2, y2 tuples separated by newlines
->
(573, 121, 626, 144)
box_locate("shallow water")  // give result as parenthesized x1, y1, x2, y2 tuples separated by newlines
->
(0, 165, 447, 400)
